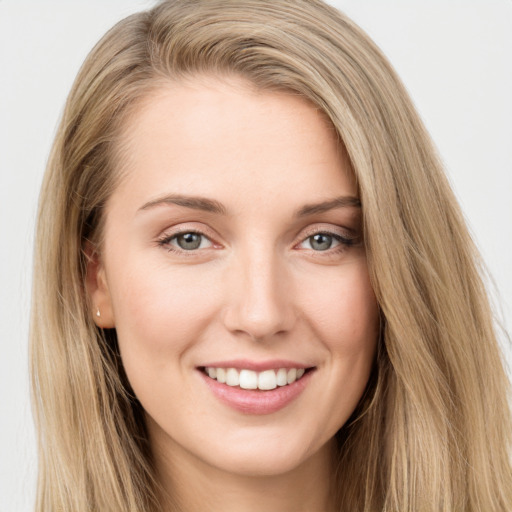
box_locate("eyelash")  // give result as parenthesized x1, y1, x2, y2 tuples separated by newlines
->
(297, 230, 358, 254)
(156, 227, 359, 256)
(157, 229, 213, 255)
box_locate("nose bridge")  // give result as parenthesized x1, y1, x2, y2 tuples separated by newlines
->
(223, 241, 294, 340)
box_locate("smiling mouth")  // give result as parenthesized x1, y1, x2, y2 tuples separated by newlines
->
(200, 366, 314, 391)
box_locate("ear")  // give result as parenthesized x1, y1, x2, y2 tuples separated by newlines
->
(84, 243, 116, 328)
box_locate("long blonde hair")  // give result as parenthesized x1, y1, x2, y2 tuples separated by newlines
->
(31, 1, 512, 510)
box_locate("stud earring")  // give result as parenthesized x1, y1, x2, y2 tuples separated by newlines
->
(96, 308, 101, 318)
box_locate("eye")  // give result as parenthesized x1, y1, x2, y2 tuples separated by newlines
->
(161, 231, 213, 251)
(300, 233, 340, 251)
(296, 227, 359, 254)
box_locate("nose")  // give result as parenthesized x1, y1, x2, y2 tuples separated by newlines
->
(222, 246, 296, 342)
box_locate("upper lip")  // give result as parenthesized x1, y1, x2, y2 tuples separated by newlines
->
(198, 359, 314, 372)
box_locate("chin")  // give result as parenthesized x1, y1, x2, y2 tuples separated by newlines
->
(209, 451, 310, 478)
(197, 431, 332, 478)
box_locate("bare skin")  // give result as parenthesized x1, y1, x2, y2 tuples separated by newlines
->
(151, 423, 337, 511)
(88, 76, 379, 511)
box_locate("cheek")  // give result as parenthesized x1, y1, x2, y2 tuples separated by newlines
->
(302, 259, 379, 352)
(310, 261, 379, 420)
(109, 258, 222, 360)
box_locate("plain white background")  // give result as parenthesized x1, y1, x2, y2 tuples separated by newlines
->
(1, 1, 511, 510)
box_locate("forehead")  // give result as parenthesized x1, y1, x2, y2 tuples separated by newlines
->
(109, 76, 356, 216)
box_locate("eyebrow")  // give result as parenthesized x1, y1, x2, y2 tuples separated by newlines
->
(295, 196, 361, 217)
(138, 194, 228, 215)
(138, 193, 360, 217)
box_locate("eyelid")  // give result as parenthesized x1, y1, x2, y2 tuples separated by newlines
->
(296, 224, 359, 244)
(297, 233, 342, 250)
(170, 232, 213, 250)
(156, 223, 222, 252)
(155, 222, 360, 254)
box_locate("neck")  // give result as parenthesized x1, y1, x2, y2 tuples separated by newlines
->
(149, 423, 337, 512)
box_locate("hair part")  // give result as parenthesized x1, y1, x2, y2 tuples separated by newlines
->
(31, 1, 512, 510)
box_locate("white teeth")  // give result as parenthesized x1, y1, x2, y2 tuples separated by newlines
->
(239, 369, 258, 390)
(287, 368, 297, 384)
(276, 368, 288, 386)
(258, 369, 277, 390)
(205, 366, 308, 390)
(216, 367, 226, 384)
(225, 368, 240, 386)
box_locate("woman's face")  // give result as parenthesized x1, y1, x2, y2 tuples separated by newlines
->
(90, 77, 379, 478)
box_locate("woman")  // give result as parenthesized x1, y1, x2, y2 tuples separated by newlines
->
(30, 0, 512, 510)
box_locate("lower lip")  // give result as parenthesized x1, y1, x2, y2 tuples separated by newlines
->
(199, 369, 314, 415)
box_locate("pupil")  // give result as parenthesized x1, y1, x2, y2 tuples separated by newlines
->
(177, 233, 201, 250)
(310, 233, 332, 251)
